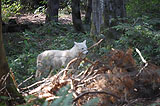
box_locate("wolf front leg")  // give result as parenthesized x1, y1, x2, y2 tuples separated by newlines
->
(35, 69, 42, 80)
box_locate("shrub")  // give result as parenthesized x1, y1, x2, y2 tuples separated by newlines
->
(2, 0, 22, 21)
(112, 16, 160, 64)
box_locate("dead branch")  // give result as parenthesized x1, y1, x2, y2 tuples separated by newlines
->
(135, 48, 147, 64)
(88, 39, 103, 50)
(65, 57, 79, 70)
(2, 72, 10, 85)
(21, 78, 49, 91)
(135, 48, 148, 76)
(73, 91, 121, 102)
(56, 57, 79, 78)
(82, 61, 96, 77)
(18, 75, 34, 87)
(0, 73, 9, 92)
(10, 68, 18, 88)
(83, 71, 100, 83)
(132, 18, 140, 26)
(81, 60, 99, 81)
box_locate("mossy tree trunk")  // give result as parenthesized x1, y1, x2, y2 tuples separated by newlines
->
(91, 0, 126, 40)
(84, 0, 92, 24)
(46, 0, 59, 22)
(0, 1, 25, 105)
(90, 0, 104, 39)
(71, 0, 84, 32)
(103, 0, 126, 40)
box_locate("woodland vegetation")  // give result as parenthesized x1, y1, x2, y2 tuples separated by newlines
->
(0, 0, 160, 106)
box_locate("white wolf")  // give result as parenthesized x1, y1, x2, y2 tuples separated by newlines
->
(35, 40, 88, 78)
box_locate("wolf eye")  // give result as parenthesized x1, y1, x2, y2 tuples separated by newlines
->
(82, 48, 84, 50)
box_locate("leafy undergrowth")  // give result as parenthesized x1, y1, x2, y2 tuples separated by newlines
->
(3, 22, 94, 87)
(3, 15, 160, 105)
(111, 16, 160, 65)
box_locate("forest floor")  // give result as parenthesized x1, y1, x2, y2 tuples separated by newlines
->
(4, 13, 160, 106)
(9, 13, 72, 24)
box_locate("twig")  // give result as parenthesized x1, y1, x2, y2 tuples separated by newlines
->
(75, 71, 85, 78)
(2, 72, 10, 85)
(65, 58, 79, 69)
(10, 69, 18, 88)
(135, 48, 148, 76)
(73, 91, 121, 102)
(84, 58, 95, 64)
(135, 48, 147, 64)
(18, 75, 34, 87)
(21, 78, 49, 91)
(56, 57, 79, 78)
(132, 18, 140, 26)
(0, 75, 6, 83)
(88, 39, 103, 50)
(0, 84, 6, 92)
(80, 64, 94, 81)
(81, 68, 97, 82)
(83, 72, 100, 83)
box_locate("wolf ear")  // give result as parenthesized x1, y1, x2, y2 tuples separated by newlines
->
(74, 42, 78, 46)
(83, 40, 86, 44)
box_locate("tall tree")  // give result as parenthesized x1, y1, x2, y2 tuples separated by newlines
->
(90, 0, 104, 38)
(103, 0, 126, 39)
(0, 0, 25, 105)
(71, 0, 84, 32)
(91, 0, 126, 40)
(84, 0, 92, 24)
(46, 0, 59, 22)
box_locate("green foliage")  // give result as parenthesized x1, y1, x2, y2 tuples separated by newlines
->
(4, 22, 93, 87)
(4, 32, 39, 85)
(0, 96, 9, 106)
(17, 95, 45, 106)
(126, 0, 160, 17)
(150, 103, 160, 106)
(50, 85, 72, 106)
(2, 0, 22, 21)
(112, 16, 160, 64)
(0, 102, 6, 106)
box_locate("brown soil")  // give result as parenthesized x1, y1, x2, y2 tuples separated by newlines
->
(9, 13, 72, 24)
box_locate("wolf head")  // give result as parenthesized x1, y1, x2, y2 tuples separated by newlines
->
(74, 40, 88, 55)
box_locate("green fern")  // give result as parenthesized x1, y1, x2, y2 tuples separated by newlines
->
(50, 85, 72, 106)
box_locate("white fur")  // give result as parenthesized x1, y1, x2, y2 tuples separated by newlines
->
(35, 40, 88, 78)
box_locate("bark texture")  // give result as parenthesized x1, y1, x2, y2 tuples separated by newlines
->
(91, 0, 104, 37)
(46, 0, 59, 22)
(104, 0, 126, 27)
(84, 0, 92, 24)
(91, 0, 126, 40)
(71, 0, 84, 32)
(103, 0, 126, 39)
(0, 1, 25, 105)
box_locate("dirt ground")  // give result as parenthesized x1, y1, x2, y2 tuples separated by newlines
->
(9, 13, 72, 24)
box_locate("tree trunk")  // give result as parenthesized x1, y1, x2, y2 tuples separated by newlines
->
(84, 0, 92, 24)
(103, 0, 126, 39)
(90, 0, 104, 38)
(0, 1, 25, 105)
(71, 0, 84, 32)
(46, 0, 59, 22)
(90, 0, 126, 40)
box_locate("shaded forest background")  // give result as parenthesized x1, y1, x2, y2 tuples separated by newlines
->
(0, 0, 160, 105)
